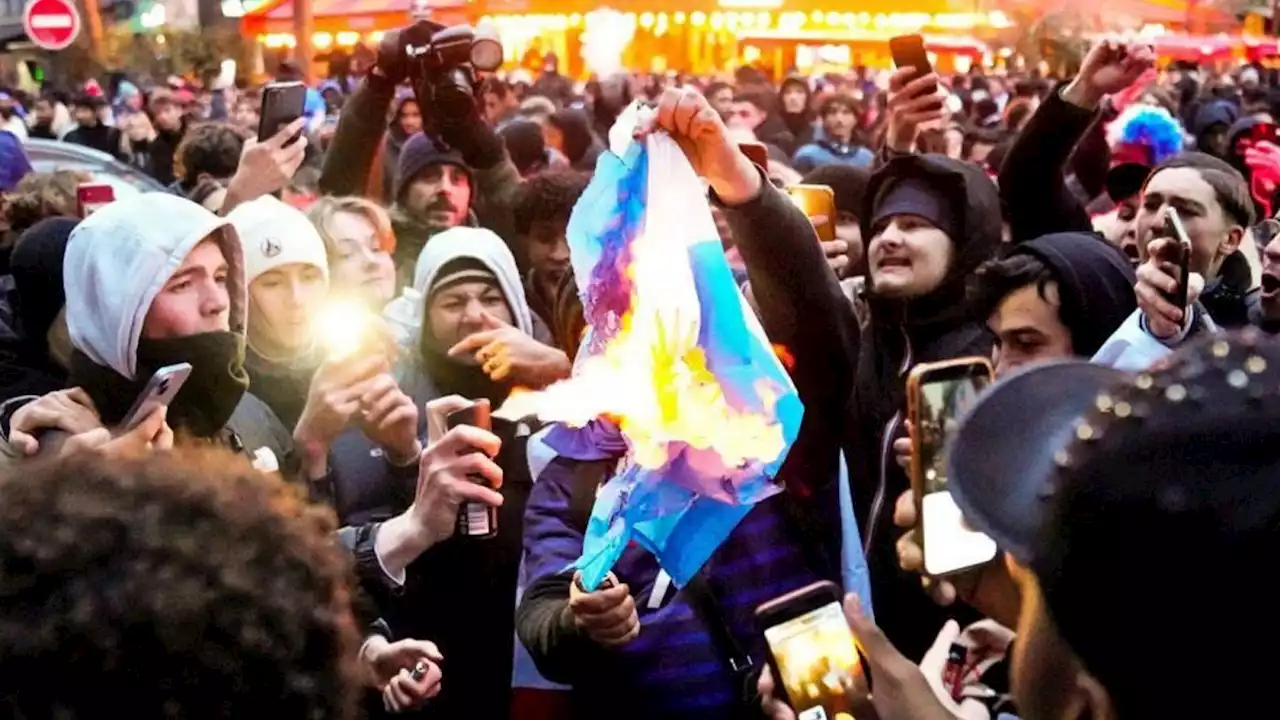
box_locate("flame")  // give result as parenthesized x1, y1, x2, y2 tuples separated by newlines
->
(496, 231, 789, 472)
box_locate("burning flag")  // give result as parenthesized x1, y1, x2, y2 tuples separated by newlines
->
(498, 103, 804, 590)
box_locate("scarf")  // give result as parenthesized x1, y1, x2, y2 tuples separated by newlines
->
(70, 331, 249, 439)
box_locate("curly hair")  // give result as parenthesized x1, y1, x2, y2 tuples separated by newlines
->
(0, 448, 362, 719)
(174, 121, 250, 190)
(2, 170, 92, 239)
(512, 169, 590, 238)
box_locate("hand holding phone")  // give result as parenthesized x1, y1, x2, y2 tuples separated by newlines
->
(1160, 208, 1193, 312)
(887, 35, 944, 152)
(786, 184, 837, 243)
(907, 358, 996, 577)
(258, 81, 307, 144)
(119, 363, 192, 433)
(757, 581, 864, 719)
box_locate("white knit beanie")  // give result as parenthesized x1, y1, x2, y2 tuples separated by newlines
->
(227, 195, 329, 285)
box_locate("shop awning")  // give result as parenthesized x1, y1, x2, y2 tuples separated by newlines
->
(242, 0, 473, 35)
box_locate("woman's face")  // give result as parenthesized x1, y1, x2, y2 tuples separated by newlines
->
(867, 215, 953, 299)
(325, 211, 397, 307)
(249, 263, 328, 352)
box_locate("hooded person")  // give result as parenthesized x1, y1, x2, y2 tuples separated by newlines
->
(850, 153, 1004, 660)
(227, 195, 330, 429)
(379, 93, 422, 205)
(0, 218, 78, 403)
(331, 226, 547, 720)
(389, 133, 476, 288)
(60, 193, 294, 467)
(1191, 99, 1239, 160)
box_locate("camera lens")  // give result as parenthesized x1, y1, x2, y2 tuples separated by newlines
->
(470, 38, 503, 72)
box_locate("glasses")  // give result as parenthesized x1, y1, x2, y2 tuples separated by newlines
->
(1252, 218, 1280, 250)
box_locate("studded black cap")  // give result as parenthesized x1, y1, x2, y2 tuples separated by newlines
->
(952, 329, 1280, 717)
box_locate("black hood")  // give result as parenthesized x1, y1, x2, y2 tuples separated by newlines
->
(1013, 232, 1137, 357)
(1225, 115, 1264, 179)
(860, 153, 1004, 336)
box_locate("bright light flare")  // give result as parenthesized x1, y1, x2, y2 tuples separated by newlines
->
(316, 298, 374, 360)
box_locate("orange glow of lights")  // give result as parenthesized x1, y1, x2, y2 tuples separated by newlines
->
(772, 344, 795, 371)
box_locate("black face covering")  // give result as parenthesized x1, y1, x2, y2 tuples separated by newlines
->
(71, 331, 250, 439)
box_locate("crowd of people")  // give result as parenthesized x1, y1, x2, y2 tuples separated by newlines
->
(0, 25, 1278, 720)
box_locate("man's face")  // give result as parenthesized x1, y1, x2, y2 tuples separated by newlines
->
(526, 220, 571, 289)
(708, 88, 734, 120)
(427, 280, 514, 352)
(728, 101, 766, 132)
(34, 100, 53, 123)
(1106, 197, 1141, 264)
(399, 101, 423, 136)
(141, 238, 231, 339)
(1136, 167, 1241, 276)
(248, 263, 328, 352)
(405, 165, 471, 229)
(483, 92, 513, 126)
(74, 105, 96, 126)
(326, 211, 397, 306)
(1203, 126, 1230, 157)
(989, 281, 1074, 378)
(154, 104, 182, 132)
(823, 105, 857, 143)
(868, 215, 953, 299)
(233, 101, 259, 132)
(781, 85, 807, 114)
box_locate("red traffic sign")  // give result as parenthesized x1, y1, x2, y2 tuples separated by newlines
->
(23, 0, 81, 52)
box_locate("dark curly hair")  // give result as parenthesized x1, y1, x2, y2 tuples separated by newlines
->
(174, 122, 250, 191)
(512, 169, 590, 238)
(0, 448, 362, 719)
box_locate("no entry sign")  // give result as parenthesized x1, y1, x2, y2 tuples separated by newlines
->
(23, 0, 81, 52)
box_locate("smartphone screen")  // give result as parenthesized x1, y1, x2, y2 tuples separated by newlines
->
(786, 185, 837, 243)
(77, 183, 115, 217)
(258, 81, 306, 143)
(911, 360, 996, 576)
(762, 600, 861, 720)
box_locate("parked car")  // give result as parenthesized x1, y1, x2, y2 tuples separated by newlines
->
(22, 139, 166, 196)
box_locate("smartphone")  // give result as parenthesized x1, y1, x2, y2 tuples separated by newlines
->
(786, 184, 837, 243)
(1162, 208, 1193, 312)
(739, 141, 768, 168)
(77, 182, 115, 217)
(907, 357, 997, 577)
(889, 34, 938, 96)
(258, 81, 306, 143)
(756, 581, 863, 720)
(119, 363, 192, 432)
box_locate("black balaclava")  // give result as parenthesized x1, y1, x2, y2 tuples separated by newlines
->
(71, 332, 249, 440)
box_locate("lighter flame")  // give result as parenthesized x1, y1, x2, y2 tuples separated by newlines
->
(497, 229, 789, 471)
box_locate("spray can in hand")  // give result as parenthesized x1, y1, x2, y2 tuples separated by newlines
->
(446, 399, 498, 539)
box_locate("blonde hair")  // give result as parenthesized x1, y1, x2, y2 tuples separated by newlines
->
(307, 195, 397, 256)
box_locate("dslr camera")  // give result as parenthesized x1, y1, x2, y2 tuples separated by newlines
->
(389, 20, 503, 134)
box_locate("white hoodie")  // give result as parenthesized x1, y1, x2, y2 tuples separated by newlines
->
(63, 192, 247, 380)
(384, 226, 535, 346)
